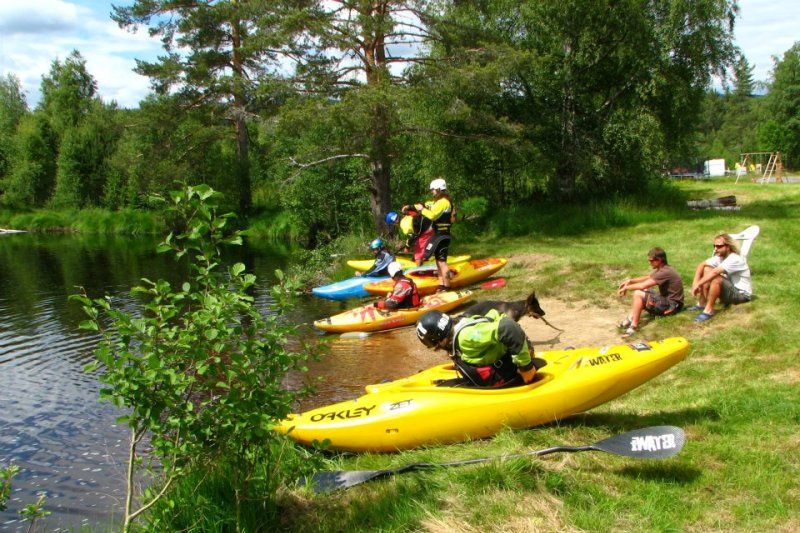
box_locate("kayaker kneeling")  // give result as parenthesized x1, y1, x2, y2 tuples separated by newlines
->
(356, 238, 395, 277)
(374, 262, 421, 310)
(415, 310, 543, 388)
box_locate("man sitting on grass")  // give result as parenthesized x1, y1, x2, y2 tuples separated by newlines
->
(617, 247, 684, 337)
(689, 233, 752, 322)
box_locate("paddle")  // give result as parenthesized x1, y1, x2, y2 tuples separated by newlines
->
(339, 325, 414, 339)
(303, 425, 685, 493)
(338, 278, 508, 339)
(480, 277, 506, 289)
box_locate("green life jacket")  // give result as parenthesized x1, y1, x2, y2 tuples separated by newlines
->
(453, 309, 532, 369)
(453, 310, 510, 366)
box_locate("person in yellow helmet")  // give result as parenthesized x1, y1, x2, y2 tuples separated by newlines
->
(403, 178, 454, 292)
(396, 207, 432, 266)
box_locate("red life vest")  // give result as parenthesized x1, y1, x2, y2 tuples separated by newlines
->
(376, 277, 420, 309)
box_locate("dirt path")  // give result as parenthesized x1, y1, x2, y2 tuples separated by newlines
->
(518, 298, 622, 350)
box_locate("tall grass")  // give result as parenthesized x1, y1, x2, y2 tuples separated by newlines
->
(0, 208, 164, 234)
(243, 209, 303, 241)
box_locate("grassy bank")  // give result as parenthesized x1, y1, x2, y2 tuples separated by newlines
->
(0, 207, 165, 234)
(145, 178, 799, 531)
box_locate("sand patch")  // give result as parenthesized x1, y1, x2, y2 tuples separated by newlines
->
(519, 297, 622, 350)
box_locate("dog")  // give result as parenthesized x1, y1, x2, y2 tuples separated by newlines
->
(459, 291, 545, 322)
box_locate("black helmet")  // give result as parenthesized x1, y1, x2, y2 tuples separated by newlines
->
(416, 311, 453, 348)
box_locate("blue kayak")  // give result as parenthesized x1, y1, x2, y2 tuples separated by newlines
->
(312, 275, 389, 300)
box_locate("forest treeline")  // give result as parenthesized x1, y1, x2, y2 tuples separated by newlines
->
(1, 0, 798, 244)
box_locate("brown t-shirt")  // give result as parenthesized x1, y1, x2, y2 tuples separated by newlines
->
(650, 265, 684, 306)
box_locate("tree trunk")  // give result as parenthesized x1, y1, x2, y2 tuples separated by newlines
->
(364, 1, 392, 230)
(234, 116, 251, 214)
(369, 103, 392, 229)
(231, 9, 252, 214)
(554, 40, 577, 198)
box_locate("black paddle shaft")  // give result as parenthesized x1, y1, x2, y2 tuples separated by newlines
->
(307, 426, 685, 493)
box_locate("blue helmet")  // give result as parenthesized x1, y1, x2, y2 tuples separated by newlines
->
(385, 211, 399, 225)
(369, 238, 384, 251)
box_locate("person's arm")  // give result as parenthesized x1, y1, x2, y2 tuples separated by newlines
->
(618, 274, 656, 295)
(420, 198, 449, 221)
(691, 258, 723, 296)
(496, 317, 532, 368)
(364, 250, 393, 277)
(375, 280, 412, 310)
(692, 265, 725, 295)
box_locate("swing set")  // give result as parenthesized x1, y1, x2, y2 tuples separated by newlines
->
(735, 152, 783, 184)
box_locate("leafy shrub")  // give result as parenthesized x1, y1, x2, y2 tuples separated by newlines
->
(74, 184, 311, 531)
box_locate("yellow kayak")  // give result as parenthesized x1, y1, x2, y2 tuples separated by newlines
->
(313, 289, 473, 333)
(276, 337, 689, 452)
(347, 254, 471, 272)
(363, 258, 508, 296)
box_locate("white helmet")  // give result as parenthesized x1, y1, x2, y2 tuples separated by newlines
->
(429, 178, 446, 191)
(387, 261, 403, 278)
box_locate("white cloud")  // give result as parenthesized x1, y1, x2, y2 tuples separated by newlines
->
(734, 0, 800, 83)
(0, 0, 83, 35)
(0, 0, 161, 108)
(1, 0, 799, 108)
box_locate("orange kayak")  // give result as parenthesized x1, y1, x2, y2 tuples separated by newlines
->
(313, 289, 473, 333)
(363, 258, 508, 296)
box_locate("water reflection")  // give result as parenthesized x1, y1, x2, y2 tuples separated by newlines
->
(0, 233, 444, 530)
(296, 329, 442, 411)
(0, 234, 289, 530)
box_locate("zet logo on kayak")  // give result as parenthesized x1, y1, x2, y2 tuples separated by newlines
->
(388, 399, 413, 411)
(310, 405, 376, 422)
(630, 433, 677, 452)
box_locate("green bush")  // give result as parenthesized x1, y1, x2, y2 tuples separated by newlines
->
(74, 185, 312, 531)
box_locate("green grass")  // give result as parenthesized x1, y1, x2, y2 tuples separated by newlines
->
(0, 207, 164, 234)
(243, 209, 303, 241)
(273, 178, 800, 532)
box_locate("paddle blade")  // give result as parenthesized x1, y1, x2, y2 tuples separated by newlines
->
(480, 277, 506, 289)
(339, 331, 371, 339)
(306, 469, 390, 493)
(593, 426, 685, 459)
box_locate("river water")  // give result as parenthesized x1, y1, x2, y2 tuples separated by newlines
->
(0, 233, 440, 531)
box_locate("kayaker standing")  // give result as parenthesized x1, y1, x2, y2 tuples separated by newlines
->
(374, 262, 421, 310)
(356, 238, 395, 278)
(403, 178, 454, 291)
(415, 309, 542, 388)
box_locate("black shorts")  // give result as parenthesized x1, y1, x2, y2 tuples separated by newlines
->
(423, 234, 450, 261)
(644, 290, 682, 316)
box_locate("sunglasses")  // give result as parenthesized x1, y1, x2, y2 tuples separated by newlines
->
(713, 244, 727, 249)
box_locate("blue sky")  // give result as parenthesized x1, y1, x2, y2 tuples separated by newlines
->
(1, 0, 799, 109)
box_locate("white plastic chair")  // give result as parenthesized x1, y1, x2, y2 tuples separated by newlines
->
(727, 225, 760, 258)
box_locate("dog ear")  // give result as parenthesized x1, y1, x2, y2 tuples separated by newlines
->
(526, 291, 545, 317)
